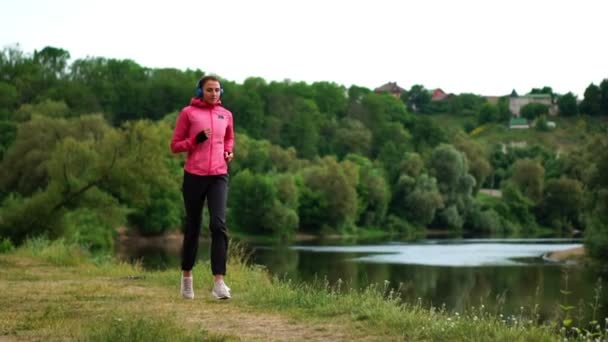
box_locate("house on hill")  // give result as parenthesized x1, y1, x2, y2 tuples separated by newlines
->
(509, 90, 557, 117)
(430, 88, 452, 101)
(374, 82, 405, 99)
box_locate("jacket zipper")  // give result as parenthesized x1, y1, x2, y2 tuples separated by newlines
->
(208, 108, 214, 173)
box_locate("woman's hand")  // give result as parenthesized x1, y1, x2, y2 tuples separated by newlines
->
(224, 151, 234, 163)
(195, 128, 212, 143)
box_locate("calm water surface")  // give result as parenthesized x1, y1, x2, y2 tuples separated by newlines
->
(119, 237, 607, 321)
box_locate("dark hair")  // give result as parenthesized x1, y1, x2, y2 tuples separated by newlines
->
(199, 75, 221, 88)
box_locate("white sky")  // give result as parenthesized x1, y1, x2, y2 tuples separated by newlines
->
(1, 0, 607, 97)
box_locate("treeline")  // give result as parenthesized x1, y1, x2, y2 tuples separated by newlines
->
(0, 45, 607, 261)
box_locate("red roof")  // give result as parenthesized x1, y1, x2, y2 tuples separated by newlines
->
(374, 82, 405, 94)
(431, 88, 449, 101)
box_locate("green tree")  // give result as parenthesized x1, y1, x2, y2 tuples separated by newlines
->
(477, 103, 499, 124)
(298, 157, 358, 232)
(345, 154, 391, 227)
(510, 159, 545, 203)
(579, 83, 601, 116)
(428, 144, 475, 230)
(540, 178, 583, 230)
(281, 98, 321, 158)
(501, 181, 536, 229)
(0, 115, 110, 196)
(311, 81, 347, 118)
(557, 92, 578, 116)
(454, 137, 492, 193)
(333, 118, 372, 157)
(229, 77, 266, 139)
(0, 81, 18, 110)
(404, 174, 444, 226)
(402, 85, 430, 113)
(600, 79, 608, 115)
(227, 170, 276, 234)
(408, 116, 447, 152)
(520, 102, 549, 120)
(15, 99, 72, 121)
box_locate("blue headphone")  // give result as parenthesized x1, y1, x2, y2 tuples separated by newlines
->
(196, 78, 224, 97)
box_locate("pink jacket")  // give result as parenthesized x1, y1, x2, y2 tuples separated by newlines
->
(170, 98, 234, 176)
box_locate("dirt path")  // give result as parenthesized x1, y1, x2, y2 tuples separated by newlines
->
(0, 257, 382, 341)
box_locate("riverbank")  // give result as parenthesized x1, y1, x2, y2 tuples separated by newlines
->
(1, 239, 598, 341)
(543, 246, 587, 264)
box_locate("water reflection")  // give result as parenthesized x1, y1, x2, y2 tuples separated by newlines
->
(117, 237, 608, 322)
(290, 241, 582, 266)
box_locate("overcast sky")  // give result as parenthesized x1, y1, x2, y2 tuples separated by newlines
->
(1, 0, 607, 97)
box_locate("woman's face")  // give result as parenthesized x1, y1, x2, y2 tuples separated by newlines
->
(202, 80, 221, 104)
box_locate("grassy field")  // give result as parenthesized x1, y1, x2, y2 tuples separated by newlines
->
(2, 239, 605, 341)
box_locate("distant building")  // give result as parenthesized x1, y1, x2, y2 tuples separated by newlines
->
(509, 91, 557, 117)
(509, 117, 530, 129)
(374, 82, 405, 99)
(430, 88, 451, 101)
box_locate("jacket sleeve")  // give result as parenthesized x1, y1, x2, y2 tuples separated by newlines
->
(170, 109, 196, 153)
(224, 113, 234, 153)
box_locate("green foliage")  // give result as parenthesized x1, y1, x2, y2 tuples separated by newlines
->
(0, 81, 18, 110)
(0, 114, 111, 196)
(534, 115, 550, 131)
(128, 188, 182, 236)
(585, 207, 608, 260)
(429, 144, 469, 195)
(407, 116, 447, 152)
(557, 92, 578, 116)
(17, 237, 88, 266)
(85, 315, 223, 342)
(477, 103, 499, 124)
(15, 99, 72, 121)
(0, 237, 15, 253)
(403, 174, 444, 226)
(520, 102, 549, 120)
(529, 86, 554, 97)
(63, 208, 120, 251)
(501, 182, 536, 229)
(428, 144, 475, 230)
(579, 83, 601, 116)
(280, 98, 321, 158)
(448, 93, 486, 116)
(345, 154, 391, 227)
(228, 170, 296, 237)
(0, 118, 16, 160)
(510, 159, 545, 203)
(435, 205, 464, 229)
(453, 137, 492, 193)
(467, 206, 502, 233)
(402, 84, 430, 113)
(333, 118, 373, 157)
(600, 79, 608, 115)
(299, 157, 358, 232)
(0, 190, 65, 244)
(1, 44, 606, 247)
(539, 177, 583, 230)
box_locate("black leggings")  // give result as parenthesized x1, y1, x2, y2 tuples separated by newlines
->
(181, 171, 229, 275)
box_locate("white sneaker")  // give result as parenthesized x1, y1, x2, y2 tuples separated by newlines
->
(211, 280, 231, 300)
(181, 276, 194, 299)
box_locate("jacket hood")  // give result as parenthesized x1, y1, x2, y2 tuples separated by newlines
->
(189, 97, 222, 109)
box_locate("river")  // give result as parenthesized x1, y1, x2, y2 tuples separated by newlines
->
(117, 236, 607, 323)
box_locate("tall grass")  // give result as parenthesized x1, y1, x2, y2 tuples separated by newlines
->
(5, 237, 608, 341)
(14, 237, 89, 266)
(83, 316, 231, 342)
